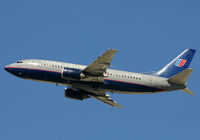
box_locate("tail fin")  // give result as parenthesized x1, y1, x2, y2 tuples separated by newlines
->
(156, 48, 196, 78)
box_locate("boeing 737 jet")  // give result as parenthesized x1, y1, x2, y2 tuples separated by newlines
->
(4, 48, 196, 108)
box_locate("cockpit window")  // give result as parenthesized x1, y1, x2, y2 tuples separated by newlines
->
(17, 61, 23, 63)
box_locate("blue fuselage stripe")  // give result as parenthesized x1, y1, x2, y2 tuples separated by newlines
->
(6, 67, 164, 93)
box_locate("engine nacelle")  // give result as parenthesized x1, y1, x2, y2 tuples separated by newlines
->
(64, 88, 89, 100)
(62, 68, 85, 80)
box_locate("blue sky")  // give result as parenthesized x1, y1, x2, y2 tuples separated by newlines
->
(1, 0, 200, 139)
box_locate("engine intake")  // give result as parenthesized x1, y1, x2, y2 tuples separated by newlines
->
(62, 68, 85, 80)
(64, 88, 89, 100)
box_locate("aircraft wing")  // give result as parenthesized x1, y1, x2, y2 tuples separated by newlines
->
(83, 49, 117, 76)
(90, 93, 122, 108)
(71, 85, 122, 108)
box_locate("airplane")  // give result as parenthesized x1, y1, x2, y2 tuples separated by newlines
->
(4, 48, 196, 108)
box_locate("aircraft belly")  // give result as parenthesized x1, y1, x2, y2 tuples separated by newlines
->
(16, 67, 69, 85)
(26, 70, 164, 93)
(12, 67, 165, 94)
(103, 78, 164, 93)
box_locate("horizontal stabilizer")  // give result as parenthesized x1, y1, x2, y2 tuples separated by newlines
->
(168, 68, 193, 85)
(182, 88, 195, 95)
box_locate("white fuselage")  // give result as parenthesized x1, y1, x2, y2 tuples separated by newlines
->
(5, 59, 184, 94)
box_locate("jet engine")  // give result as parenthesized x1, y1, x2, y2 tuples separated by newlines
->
(62, 68, 85, 80)
(64, 88, 89, 100)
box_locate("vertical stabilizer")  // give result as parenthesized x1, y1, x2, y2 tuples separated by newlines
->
(156, 48, 196, 78)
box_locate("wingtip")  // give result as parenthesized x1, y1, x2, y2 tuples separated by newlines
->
(108, 48, 118, 51)
(114, 103, 123, 108)
(117, 105, 123, 108)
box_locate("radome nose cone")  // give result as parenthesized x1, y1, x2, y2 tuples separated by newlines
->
(4, 66, 10, 72)
(4, 65, 12, 72)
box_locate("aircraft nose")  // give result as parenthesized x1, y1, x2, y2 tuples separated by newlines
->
(4, 64, 13, 73)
